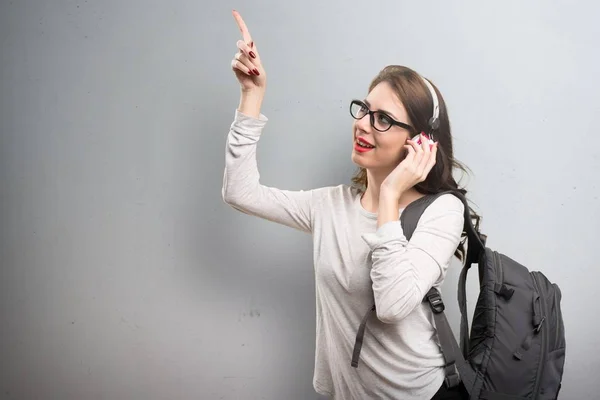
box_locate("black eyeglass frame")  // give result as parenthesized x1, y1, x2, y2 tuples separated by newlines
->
(349, 99, 416, 134)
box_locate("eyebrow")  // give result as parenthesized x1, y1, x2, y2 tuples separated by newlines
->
(363, 99, 400, 121)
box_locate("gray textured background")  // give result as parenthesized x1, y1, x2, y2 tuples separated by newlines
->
(1, 1, 598, 399)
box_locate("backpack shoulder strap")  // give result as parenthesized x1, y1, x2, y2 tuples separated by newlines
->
(402, 190, 486, 394)
(400, 192, 449, 241)
(401, 190, 485, 254)
(426, 287, 477, 395)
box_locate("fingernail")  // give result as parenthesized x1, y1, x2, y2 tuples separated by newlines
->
(249, 51, 256, 59)
(253, 69, 260, 75)
(250, 41, 254, 48)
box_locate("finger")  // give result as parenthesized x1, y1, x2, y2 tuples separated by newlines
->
(406, 139, 421, 156)
(403, 144, 415, 162)
(410, 136, 425, 164)
(418, 135, 432, 168)
(414, 133, 428, 152)
(231, 58, 254, 76)
(234, 52, 259, 75)
(232, 10, 253, 45)
(237, 40, 259, 62)
(421, 143, 438, 178)
(421, 133, 431, 153)
(405, 139, 423, 167)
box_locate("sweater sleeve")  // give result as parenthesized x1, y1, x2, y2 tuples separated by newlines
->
(361, 194, 465, 324)
(221, 109, 317, 233)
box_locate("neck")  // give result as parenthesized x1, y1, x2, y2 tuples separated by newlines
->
(360, 168, 424, 213)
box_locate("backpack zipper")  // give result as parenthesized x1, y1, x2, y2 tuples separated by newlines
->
(531, 273, 548, 399)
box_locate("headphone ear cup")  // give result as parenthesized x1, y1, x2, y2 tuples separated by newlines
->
(428, 117, 440, 130)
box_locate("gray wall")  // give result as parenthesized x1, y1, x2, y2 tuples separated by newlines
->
(1, 1, 598, 399)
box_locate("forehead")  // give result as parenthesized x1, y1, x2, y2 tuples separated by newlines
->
(365, 82, 408, 121)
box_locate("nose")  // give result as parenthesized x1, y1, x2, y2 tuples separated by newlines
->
(355, 113, 372, 133)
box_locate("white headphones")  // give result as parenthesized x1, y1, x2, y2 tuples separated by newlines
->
(420, 77, 440, 135)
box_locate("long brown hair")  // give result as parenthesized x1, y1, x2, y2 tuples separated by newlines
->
(351, 65, 480, 261)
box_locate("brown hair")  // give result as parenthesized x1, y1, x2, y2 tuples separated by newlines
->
(351, 65, 480, 261)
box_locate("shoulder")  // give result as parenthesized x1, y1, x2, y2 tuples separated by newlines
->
(303, 184, 359, 215)
(425, 193, 465, 215)
(418, 193, 465, 228)
(309, 184, 357, 204)
(307, 184, 356, 199)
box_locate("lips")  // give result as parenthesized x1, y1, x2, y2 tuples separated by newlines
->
(356, 137, 374, 147)
(354, 136, 375, 153)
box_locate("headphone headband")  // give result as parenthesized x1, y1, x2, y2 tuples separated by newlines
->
(421, 77, 440, 131)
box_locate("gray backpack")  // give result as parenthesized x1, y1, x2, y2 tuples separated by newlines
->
(351, 191, 566, 399)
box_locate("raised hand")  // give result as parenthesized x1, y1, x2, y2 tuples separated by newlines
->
(381, 134, 439, 200)
(231, 10, 266, 93)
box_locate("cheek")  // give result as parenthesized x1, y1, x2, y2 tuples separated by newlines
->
(373, 143, 404, 166)
(377, 136, 409, 157)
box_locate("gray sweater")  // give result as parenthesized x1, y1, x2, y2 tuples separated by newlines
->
(222, 110, 465, 400)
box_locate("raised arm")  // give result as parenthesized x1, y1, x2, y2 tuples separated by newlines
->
(222, 11, 321, 233)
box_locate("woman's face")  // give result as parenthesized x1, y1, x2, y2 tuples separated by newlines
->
(351, 82, 415, 172)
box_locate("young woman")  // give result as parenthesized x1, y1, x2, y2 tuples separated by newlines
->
(222, 10, 472, 400)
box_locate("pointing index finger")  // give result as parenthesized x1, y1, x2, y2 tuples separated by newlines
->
(232, 10, 253, 45)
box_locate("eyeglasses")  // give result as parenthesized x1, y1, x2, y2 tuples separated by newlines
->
(349, 99, 416, 133)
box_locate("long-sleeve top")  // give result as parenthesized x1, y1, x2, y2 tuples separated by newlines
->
(222, 110, 465, 400)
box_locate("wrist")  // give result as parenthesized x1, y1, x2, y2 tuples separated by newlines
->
(377, 194, 400, 228)
(241, 87, 265, 98)
(238, 89, 265, 118)
(377, 191, 402, 228)
(380, 187, 403, 204)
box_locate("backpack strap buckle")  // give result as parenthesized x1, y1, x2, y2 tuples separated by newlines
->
(426, 289, 445, 313)
(443, 362, 461, 388)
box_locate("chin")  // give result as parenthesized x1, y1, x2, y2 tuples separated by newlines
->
(351, 151, 400, 174)
(351, 152, 372, 169)
(351, 151, 363, 165)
